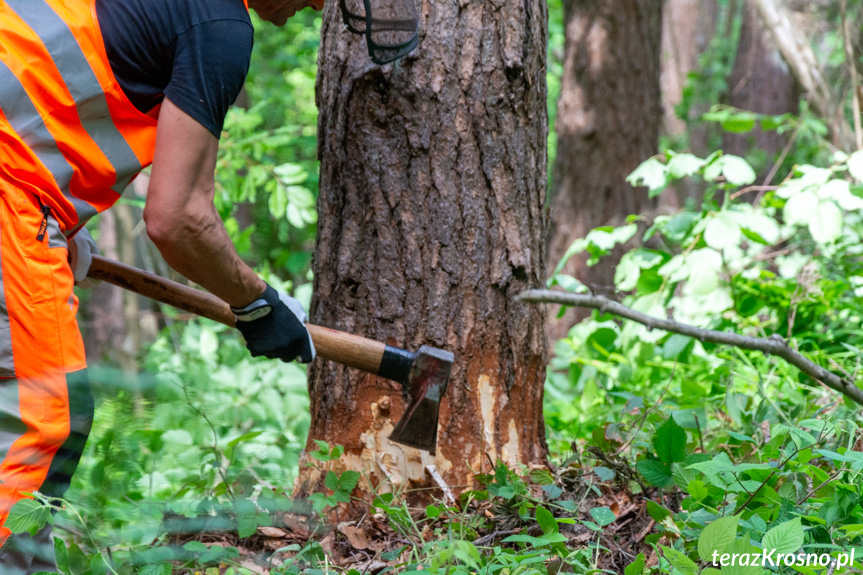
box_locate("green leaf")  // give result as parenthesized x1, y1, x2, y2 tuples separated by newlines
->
(590, 506, 616, 527)
(762, 517, 804, 555)
(227, 431, 265, 448)
(809, 200, 843, 244)
(324, 470, 339, 491)
(646, 500, 672, 522)
(661, 545, 698, 575)
(535, 505, 559, 535)
(161, 429, 193, 446)
(740, 228, 770, 246)
(273, 162, 307, 185)
(381, 545, 408, 561)
(705, 155, 756, 186)
(727, 431, 755, 443)
(6, 499, 51, 536)
(799, 419, 836, 434)
(536, 532, 568, 544)
(54, 537, 70, 575)
(687, 480, 708, 501)
(502, 534, 547, 547)
(720, 538, 761, 575)
(849, 150, 863, 182)
(268, 188, 287, 219)
(338, 471, 361, 493)
(139, 565, 173, 575)
(783, 189, 818, 226)
(697, 514, 739, 561)
(529, 468, 555, 485)
(627, 158, 669, 196)
(666, 152, 706, 179)
(593, 466, 615, 482)
(238, 514, 258, 538)
(623, 553, 645, 575)
(183, 541, 208, 552)
(704, 213, 741, 251)
(653, 418, 687, 464)
(722, 113, 757, 133)
(89, 554, 109, 575)
(637, 460, 673, 488)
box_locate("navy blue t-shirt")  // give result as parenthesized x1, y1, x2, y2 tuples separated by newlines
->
(96, 0, 253, 138)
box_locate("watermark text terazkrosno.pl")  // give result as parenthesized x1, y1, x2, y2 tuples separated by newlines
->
(711, 548, 855, 568)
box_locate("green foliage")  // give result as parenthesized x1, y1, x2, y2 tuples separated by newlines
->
(60, 0, 863, 571)
(214, 10, 321, 281)
(7, 497, 53, 536)
(58, 319, 310, 572)
(544, 149, 863, 573)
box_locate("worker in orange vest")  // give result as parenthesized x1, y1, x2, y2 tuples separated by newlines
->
(0, 0, 323, 570)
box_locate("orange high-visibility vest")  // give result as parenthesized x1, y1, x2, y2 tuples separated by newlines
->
(0, 0, 249, 235)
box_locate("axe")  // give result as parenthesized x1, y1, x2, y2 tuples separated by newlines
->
(86, 255, 453, 453)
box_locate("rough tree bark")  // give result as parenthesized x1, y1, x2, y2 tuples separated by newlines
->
(294, 0, 549, 507)
(546, 0, 663, 340)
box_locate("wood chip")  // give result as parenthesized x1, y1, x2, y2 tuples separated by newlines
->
(426, 465, 457, 505)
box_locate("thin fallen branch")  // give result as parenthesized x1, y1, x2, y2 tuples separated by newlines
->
(516, 290, 863, 407)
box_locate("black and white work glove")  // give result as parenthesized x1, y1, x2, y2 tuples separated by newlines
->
(232, 284, 316, 363)
(68, 228, 100, 289)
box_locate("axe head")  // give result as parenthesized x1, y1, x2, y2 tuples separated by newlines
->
(388, 345, 453, 454)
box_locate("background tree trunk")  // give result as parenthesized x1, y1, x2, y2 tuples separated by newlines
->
(723, 1, 799, 178)
(546, 0, 663, 341)
(294, 0, 549, 507)
(660, 0, 718, 204)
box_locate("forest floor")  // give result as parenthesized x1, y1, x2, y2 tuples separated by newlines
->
(167, 461, 660, 574)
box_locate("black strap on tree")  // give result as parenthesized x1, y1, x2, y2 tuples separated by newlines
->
(339, 0, 419, 65)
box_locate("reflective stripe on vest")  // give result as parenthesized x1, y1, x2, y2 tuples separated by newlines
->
(0, 0, 159, 234)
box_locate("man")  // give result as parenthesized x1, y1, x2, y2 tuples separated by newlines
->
(0, 0, 319, 569)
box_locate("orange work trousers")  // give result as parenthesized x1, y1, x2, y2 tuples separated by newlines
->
(0, 180, 91, 555)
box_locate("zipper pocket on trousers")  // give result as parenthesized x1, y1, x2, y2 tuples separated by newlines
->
(35, 199, 51, 242)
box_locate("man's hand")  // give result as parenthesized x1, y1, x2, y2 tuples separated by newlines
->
(232, 284, 316, 363)
(67, 228, 100, 288)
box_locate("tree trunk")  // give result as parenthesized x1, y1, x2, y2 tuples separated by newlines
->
(723, 1, 799, 177)
(294, 0, 549, 508)
(660, 0, 718, 204)
(546, 0, 663, 340)
(661, 0, 714, 139)
(752, 0, 854, 150)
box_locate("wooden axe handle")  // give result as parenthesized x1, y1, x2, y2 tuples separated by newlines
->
(88, 255, 387, 374)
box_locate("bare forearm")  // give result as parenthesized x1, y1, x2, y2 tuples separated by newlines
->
(147, 202, 265, 308)
(146, 99, 266, 308)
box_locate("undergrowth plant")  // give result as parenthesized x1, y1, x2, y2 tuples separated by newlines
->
(542, 148, 863, 573)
